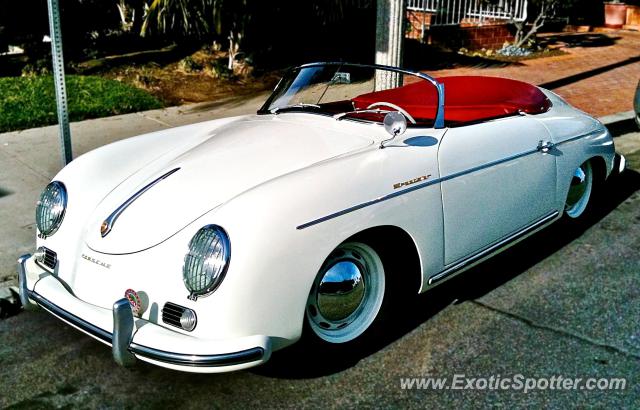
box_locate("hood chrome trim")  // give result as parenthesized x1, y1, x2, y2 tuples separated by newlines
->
(101, 168, 180, 237)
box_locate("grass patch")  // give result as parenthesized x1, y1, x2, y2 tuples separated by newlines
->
(0, 75, 162, 133)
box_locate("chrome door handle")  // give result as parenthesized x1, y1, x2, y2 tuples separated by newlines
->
(537, 140, 555, 153)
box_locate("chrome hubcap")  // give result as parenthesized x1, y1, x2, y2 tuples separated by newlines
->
(565, 161, 593, 219)
(566, 167, 586, 208)
(307, 242, 385, 344)
(317, 260, 366, 321)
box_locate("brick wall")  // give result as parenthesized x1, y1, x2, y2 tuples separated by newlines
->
(430, 24, 514, 50)
(625, 5, 640, 30)
(407, 10, 432, 40)
(406, 10, 515, 50)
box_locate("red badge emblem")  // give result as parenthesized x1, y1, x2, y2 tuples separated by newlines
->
(124, 289, 142, 316)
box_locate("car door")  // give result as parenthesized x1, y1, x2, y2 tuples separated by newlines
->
(437, 116, 557, 265)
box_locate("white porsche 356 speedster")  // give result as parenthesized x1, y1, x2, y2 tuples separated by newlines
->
(18, 62, 625, 373)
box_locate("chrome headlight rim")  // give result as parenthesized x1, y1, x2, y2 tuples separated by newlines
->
(36, 181, 68, 238)
(182, 224, 231, 300)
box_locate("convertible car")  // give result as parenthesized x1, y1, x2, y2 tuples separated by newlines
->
(18, 63, 625, 373)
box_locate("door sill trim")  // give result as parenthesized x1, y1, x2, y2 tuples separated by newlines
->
(428, 210, 560, 285)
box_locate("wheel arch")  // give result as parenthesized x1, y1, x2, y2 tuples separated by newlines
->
(343, 225, 422, 295)
(589, 155, 608, 182)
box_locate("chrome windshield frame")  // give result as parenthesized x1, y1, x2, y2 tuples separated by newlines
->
(258, 62, 446, 129)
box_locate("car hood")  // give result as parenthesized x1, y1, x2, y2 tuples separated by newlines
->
(85, 115, 373, 254)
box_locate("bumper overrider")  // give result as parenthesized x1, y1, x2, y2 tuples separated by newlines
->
(17, 254, 271, 373)
(614, 153, 627, 176)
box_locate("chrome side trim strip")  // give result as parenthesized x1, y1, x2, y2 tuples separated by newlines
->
(438, 148, 539, 184)
(101, 168, 180, 237)
(29, 290, 264, 367)
(428, 210, 559, 285)
(297, 147, 539, 230)
(554, 130, 596, 147)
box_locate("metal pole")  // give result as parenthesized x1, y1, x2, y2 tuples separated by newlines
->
(375, 0, 406, 90)
(46, 0, 72, 165)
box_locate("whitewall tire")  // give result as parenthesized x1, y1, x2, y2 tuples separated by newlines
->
(306, 242, 385, 344)
(564, 160, 593, 219)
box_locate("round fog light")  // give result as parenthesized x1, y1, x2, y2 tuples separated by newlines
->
(180, 308, 197, 332)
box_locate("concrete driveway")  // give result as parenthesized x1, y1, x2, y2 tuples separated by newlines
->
(0, 102, 639, 408)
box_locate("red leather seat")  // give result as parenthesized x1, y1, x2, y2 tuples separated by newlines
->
(351, 76, 551, 126)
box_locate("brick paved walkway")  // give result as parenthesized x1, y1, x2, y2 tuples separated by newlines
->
(425, 30, 640, 117)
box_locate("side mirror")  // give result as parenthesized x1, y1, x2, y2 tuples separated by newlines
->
(381, 112, 407, 148)
(383, 111, 407, 136)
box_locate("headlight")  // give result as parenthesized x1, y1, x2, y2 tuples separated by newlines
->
(183, 225, 230, 300)
(36, 181, 67, 237)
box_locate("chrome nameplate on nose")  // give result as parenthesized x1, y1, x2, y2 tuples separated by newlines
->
(82, 253, 112, 269)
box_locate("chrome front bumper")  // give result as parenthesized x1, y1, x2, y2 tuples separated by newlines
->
(614, 153, 626, 175)
(17, 254, 267, 372)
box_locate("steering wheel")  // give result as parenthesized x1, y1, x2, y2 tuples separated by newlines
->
(366, 102, 417, 125)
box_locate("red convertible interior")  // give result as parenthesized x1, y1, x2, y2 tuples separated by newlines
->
(351, 76, 552, 127)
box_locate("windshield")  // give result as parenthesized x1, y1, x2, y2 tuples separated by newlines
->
(258, 63, 442, 127)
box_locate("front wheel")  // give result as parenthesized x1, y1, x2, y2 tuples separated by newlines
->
(306, 242, 385, 344)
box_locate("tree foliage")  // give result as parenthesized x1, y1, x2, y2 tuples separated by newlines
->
(512, 0, 577, 48)
(141, 0, 251, 39)
(140, 0, 375, 65)
(0, 0, 375, 69)
(0, 0, 120, 56)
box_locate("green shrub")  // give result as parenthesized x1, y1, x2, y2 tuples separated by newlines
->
(208, 58, 233, 79)
(0, 75, 162, 133)
(179, 56, 203, 72)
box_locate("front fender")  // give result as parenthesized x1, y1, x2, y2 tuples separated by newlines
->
(36, 116, 247, 288)
(178, 134, 445, 345)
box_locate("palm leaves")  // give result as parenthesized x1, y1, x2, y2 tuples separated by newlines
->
(141, 0, 247, 38)
(140, 0, 354, 39)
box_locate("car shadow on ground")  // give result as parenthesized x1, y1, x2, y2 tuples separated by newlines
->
(182, 91, 273, 114)
(538, 33, 620, 49)
(404, 40, 522, 71)
(0, 187, 12, 199)
(539, 56, 640, 90)
(606, 118, 638, 138)
(257, 166, 640, 379)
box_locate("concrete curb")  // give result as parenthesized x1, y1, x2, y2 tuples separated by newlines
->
(599, 111, 635, 125)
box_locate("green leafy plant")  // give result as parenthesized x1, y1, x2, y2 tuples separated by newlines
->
(208, 58, 233, 79)
(179, 56, 203, 72)
(0, 75, 162, 133)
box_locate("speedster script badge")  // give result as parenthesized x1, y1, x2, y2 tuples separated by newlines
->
(393, 175, 431, 190)
(81, 254, 111, 269)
